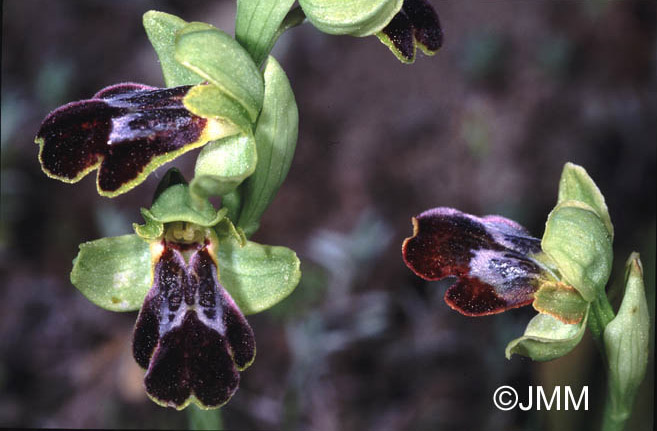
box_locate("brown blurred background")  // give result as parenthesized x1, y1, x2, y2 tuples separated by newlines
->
(1, 1, 655, 430)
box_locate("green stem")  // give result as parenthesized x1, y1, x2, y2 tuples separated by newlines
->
(601, 400, 630, 431)
(186, 404, 223, 430)
(222, 186, 243, 223)
(587, 291, 631, 431)
(587, 291, 615, 363)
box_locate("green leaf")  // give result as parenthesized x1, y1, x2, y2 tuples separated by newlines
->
(190, 133, 258, 198)
(238, 56, 298, 237)
(235, 0, 296, 66)
(299, 0, 403, 37)
(175, 22, 264, 122)
(541, 200, 613, 302)
(216, 229, 301, 315)
(603, 252, 650, 420)
(506, 308, 589, 361)
(70, 234, 152, 312)
(532, 281, 589, 324)
(558, 162, 613, 239)
(182, 84, 253, 135)
(143, 11, 204, 87)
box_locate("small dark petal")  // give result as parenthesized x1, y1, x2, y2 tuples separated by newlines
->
(403, 0, 443, 52)
(402, 207, 544, 316)
(381, 12, 416, 62)
(152, 168, 188, 203)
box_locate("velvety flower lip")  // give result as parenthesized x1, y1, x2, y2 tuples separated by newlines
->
(133, 238, 255, 409)
(35, 83, 221, 197)
(380, 0, 443, 63)
(402, 207, 546, 316)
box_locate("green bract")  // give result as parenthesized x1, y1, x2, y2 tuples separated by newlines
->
(541, 200, 613, 302)
(191, 133, 258, 198)
(235, 0, 296, 66)
(506, 308, 589, 361)
(603, 253, 650, 422)
(71, 234, 152, 311)
(299, 0, 403, 37)
(558, 162, 614, 239)
(175, 22, 264, 122)
(143, 11, 205, 87)
(238, 56, 298, 237)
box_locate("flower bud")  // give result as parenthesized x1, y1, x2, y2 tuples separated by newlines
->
(603, 253, 650, 421)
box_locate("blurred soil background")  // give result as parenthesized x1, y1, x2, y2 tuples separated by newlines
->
(1, 0, 655, 430)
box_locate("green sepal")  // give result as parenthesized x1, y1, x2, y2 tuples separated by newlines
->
(557, 162, 614, 240)
(238, 56, 298, 237)
(175, 22, 264, 122)
(134, 183, 227, 239)
(541, 200, 613, 302)
(143, 11, 204, 87)
(190, 133, 258, 198)
(215, 226, 301, 315)
(182, 84, 253, 135)
(532, 281, 589, 324)
(235, 0, 296, 66)
(299, 0, 403, 37)
(70, 234, 151, 311)
(603, 252, 650, 420)
(505, 307, 589, 361)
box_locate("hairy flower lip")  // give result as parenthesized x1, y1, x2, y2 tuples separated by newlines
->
(379, 0, 443, 63)
(133, 236, 256, 409)
(402, 207, 546, 316)
(35, 82, 228, 197)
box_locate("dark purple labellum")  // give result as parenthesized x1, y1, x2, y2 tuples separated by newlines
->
(133, 240, 255, 409)
(402, 207, 545, 316)
(381, 0, 443, 62)
(36, 83, 211, 197)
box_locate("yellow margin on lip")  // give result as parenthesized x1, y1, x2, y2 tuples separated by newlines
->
(35, 116, 238, 198)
